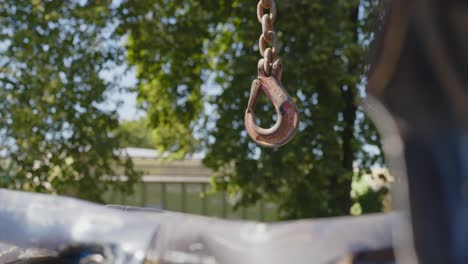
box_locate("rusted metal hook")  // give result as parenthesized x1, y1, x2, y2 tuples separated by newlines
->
(245, 59, 300, 147)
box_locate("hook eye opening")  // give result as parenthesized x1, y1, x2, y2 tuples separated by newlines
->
(246, 83, 284, 136)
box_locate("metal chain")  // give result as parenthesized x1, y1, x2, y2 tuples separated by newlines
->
(257, 0, 278, 76)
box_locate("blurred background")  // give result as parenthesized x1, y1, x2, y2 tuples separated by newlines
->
(0, 0, 390, 221)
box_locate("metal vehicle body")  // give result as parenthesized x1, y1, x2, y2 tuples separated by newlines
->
(0, 189, 396, 264)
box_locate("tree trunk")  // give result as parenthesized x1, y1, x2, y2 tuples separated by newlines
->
(338, 4, 360, 215)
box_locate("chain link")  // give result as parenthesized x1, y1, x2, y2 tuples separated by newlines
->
(257, 0, 278, 76)
(257, 1, 276, 24)
(259, 31, 278, 57)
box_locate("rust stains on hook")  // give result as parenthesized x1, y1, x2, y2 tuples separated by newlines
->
(245, 59, 299, 147)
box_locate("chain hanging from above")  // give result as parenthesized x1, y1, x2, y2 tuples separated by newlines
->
(257, 0, 279, 77)
(244, 0, 300, 148)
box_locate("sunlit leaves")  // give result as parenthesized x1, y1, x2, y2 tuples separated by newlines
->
(0, 0, 140, 202)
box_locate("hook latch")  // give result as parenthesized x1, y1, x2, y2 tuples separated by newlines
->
(245, 60, 299, 147)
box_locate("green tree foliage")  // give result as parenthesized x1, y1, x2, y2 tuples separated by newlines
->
(117, 1, 212, 158)
(118, 0, 384, 218)
(118, 117, 156, 149)
(350, 170, 390, 215)
(0, 0, 140, 202)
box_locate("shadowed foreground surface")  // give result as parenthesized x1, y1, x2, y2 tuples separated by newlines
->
(366, 0, 468, 263)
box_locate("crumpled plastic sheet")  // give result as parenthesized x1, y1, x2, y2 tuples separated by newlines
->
(0, 242, 55, 263)
(0, 189, 399, 264)
(0, 189, 160, 264)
